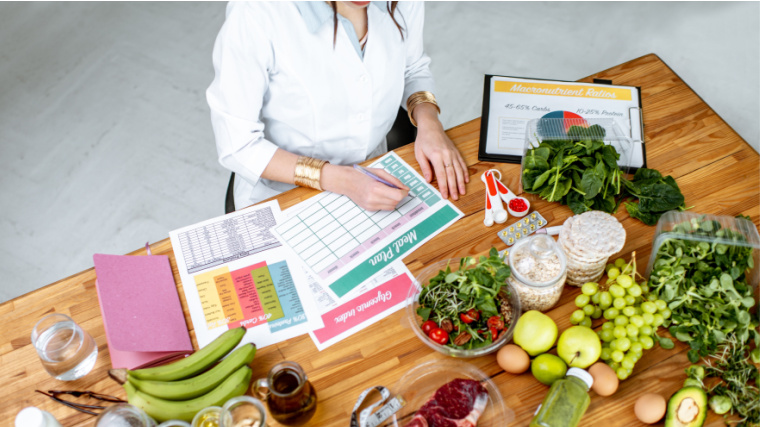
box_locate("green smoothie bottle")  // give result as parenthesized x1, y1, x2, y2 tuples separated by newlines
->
(529, 367, 594, 427)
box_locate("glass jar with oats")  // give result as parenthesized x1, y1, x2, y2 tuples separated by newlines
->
(507, 234, 567, 312)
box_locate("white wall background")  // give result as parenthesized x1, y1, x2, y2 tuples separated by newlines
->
(1, 2, 758, 303)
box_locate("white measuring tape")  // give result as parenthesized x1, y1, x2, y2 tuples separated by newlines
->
(350, 386, 406, 427)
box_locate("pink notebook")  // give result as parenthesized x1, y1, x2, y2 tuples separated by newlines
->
(94, 253, 193, 369)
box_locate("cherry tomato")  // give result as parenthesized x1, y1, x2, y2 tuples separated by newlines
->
(459, 313, 475, 324)
(421, 320, 438, 336)
(429, 328, 449, 345)
(460, 309, 480, 324)
(487, 315, 505, 331)
(489, 326, 498, 341)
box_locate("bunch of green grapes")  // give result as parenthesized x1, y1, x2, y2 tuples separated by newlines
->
(569, 256, 672, 381)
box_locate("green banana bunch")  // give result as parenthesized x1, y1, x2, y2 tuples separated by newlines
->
(128, 343, 256, 401)
(128, 326, 246, 382)
(125, 365, 253, 422)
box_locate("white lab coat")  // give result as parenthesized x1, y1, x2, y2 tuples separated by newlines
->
(207, 1, 435, 209)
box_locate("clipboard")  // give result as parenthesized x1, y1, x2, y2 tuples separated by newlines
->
(477, 74, 646, 170)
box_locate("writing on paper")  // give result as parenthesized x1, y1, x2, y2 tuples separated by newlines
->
(357, 291, 392, 312)
(333, 290, 394, 324)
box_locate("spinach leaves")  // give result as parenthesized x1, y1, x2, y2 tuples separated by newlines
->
(623, 168, 686, 225)
(648, 215, 759, 362)
(522, 127, 686, 224)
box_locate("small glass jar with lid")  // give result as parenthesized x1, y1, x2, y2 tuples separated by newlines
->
(507, 234, 567, 312)
(192, 406, 222, 427)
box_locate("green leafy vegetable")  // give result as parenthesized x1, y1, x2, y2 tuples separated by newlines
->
(623, 169, 687, 225)
(648, 215, 759, 359)
(521, 128, 687, 224)
(685, 335, 759, 425)
(658, 336, 675, 350)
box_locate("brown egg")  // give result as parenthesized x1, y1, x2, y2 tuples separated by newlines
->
(588, 362, 619, 396)
(497, 344, 530, 374)
(634, 393, 667, 424)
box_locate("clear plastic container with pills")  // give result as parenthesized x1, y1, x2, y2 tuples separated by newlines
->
(507, 234, 567, 312)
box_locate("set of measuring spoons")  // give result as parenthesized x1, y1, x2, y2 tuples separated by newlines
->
(482, 169, 531, 227)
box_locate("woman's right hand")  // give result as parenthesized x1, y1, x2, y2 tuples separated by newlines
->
(322, 164, 409, 211)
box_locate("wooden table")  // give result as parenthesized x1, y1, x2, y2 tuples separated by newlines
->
(2, 54, 757, 426)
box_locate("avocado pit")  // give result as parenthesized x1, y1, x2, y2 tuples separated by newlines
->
(676, 397, 699, 423)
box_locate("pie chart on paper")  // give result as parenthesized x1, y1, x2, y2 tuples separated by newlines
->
(537, 110, 588, 137)
(542, 111, 587, 129)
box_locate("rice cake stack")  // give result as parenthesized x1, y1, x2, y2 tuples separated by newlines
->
(558, 211, 626, 286)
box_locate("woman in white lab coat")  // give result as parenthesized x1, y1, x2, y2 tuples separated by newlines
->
(207, 1, 468, 211)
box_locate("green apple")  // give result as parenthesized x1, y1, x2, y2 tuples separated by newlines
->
(513, 310, 558, 356)
(557, 326, 602, 368)
(531, 354, 568, 386)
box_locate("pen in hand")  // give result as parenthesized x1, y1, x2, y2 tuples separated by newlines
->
(353, 164, 401, 189)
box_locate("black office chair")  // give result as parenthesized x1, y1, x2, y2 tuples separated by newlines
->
(225, 172, 237, 215)
(385, 105, 418, 152)
(225, 106, 416, 214)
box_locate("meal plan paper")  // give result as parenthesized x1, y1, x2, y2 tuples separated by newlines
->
(273, 151, 464, 298)
(277, 201, 415, 350)
(170, 201, 323, 348)
(481, 75, 644, 167)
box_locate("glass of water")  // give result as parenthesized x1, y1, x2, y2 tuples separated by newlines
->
(31, 313, 98, 381)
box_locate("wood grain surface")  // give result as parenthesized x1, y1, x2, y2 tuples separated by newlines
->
(1, 54, 757, 427)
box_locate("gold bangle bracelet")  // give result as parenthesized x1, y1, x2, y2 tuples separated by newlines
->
(294, 156, 328, 191)
(406, 91, 440, 127)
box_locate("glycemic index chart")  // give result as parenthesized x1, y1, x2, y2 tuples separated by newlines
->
(275, 152, 463, 298)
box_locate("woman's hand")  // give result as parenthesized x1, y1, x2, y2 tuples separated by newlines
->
(412, 103, 469, 200)
(322, 164, 409, 211)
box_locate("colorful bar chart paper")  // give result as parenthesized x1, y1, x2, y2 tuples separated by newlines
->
(193, 260, 302, 332)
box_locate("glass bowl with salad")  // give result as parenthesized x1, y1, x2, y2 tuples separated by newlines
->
(407, 249, 521, 358)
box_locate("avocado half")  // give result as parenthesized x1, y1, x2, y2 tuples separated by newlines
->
(665, 386, 707, 427)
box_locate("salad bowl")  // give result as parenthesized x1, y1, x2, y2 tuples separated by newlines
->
(406, 256, 522, 358)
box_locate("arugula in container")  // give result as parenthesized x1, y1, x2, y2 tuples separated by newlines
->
(416, 248, 514, 350)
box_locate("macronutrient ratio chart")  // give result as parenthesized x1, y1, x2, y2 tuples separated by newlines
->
(274, 152, 463, 298)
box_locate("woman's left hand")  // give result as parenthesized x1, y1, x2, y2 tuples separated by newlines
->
(412, 103, 469, 200)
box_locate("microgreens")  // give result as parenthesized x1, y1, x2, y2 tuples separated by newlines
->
(649, 215, 758, 361)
